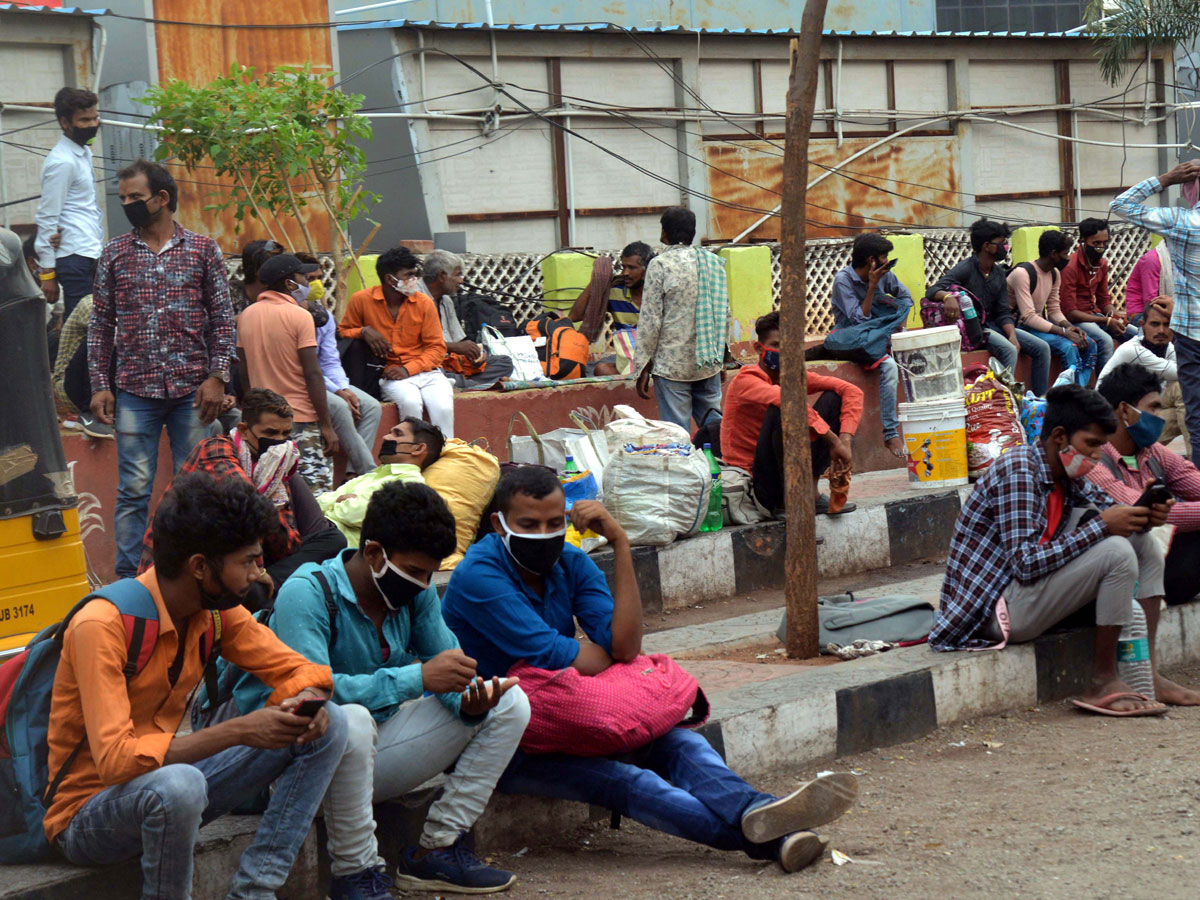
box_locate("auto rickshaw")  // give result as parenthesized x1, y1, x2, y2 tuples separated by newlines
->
(0, 226, 89, 657)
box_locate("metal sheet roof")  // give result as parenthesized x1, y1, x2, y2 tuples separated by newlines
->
(336, 19, 1094, 38)
(0, 4, 102, 15)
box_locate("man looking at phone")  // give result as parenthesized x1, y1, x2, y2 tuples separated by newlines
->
(234, 481, 529, 898)
(932, 384, 1175, 716)
(1089, 365, 1200, 649)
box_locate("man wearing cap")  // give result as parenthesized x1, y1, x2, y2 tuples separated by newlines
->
(238, 253, 340, 494)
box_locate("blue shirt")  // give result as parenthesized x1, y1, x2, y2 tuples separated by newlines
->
(830, 266, 913, 329)
(441, 533, 615, 679)
(316, 314, 351, 394)
(233, 550, 470, 722)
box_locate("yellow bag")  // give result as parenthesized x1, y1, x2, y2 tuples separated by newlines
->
(423, 439, 501, 570)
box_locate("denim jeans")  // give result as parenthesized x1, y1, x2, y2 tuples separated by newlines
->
(985, 324, 1052, 395)
(498, 727, 777, 860)
(58, 703, 349, 900)
(324, 691, 530, 875)
(327, 385, 382, 476)
(652, 373, 723, 432)
(1174, 333, 1200, 453)
(876, 356, 900, 440)
(114, 390, 208, 577)
(56, 253, 97, 320)
(1077, 321, 1138, 376)
(1018, 325, 1097, 387)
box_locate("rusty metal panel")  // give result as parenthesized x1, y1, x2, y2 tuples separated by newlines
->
(152, 0, 334, 253)
(706, 135, 962, 241)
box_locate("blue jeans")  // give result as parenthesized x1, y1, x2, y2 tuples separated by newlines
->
(58, 703, 349, 900)
(1018, 325, 1098, 387)
(1174, 333, 1200, 451)
(985, 324, 1052, 395)
(1077, 321, 1139, 376)
(498, 727, 777, 860)
(56, 253, 97, 320)
(876, 355, 900, 440)
(653, 373, 723, 432)
(114, 390, 208, 577)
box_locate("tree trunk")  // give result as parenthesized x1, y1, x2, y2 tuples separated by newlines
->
(780, 2, 829, 659)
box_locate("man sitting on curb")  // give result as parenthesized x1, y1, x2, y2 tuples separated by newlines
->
(139, 388, 347, 609)
(46, 473, 346, 898)
(235, 481, 529, 897)
(1089, 364, 1200, 647)
(932, 383, 1171, 717)
(318, 417, 444, 547)
(721, 311, 862, 515)
(442, 467, 858, 874)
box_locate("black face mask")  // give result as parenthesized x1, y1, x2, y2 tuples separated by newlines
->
(368, 544, 429, 611)
(122, 198, 158, 229)
(379, 439, 398, 458)
(1084, 245, 1106, 264)
(71, 125, 99, 146)
(198, 566, 247, 611)
(1054, 257, 1069, 271)
(498, 512, 567, 576)
(251, 435, 288, 460)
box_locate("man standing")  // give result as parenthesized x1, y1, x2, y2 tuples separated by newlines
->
(339, 248, 454, 438)
(1111, 160, 1200, 456)
(423, 249, 514, 387)
(634, 207, 731, 432)
(88, 159, 234, 578)
(1060, 217, 1138, 372)
(238, 253, 340, 494)
(35, 87, 104, 321)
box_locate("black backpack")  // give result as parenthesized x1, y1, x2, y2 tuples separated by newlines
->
(1018, 261, 1058, 297)
(455, 292, 520, 342)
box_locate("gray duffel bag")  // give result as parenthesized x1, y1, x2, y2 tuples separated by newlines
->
(776, 593, 935, 650)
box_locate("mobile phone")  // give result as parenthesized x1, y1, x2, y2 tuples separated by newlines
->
(293, 698, 327, 718)
(882, 258, 899, 271)
(1133, 480, 1173, 509)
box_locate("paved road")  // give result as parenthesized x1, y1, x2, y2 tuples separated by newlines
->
(447, 662, 1200, 900)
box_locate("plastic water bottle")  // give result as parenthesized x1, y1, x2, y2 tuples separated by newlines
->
(700, 444, 723, 532)
(563, 454, 580, 475)
(1117, 602, 1155, 700)
(957, 290, 984, 346)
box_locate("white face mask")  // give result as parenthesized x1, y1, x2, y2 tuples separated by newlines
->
(289, 280, 311, 303)
(389, 275, 419, 296)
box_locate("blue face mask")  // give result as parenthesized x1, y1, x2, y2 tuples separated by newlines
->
(1126, 406, 1166, 449)
(760, 349, 781, 372)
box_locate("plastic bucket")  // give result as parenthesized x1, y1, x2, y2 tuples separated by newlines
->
(891, 325, 963, 402)
(898, 398, 969, 489)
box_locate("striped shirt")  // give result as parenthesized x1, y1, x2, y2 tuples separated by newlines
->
(1110, 178, 1200, 340)
(1086, 442, 1200, 532)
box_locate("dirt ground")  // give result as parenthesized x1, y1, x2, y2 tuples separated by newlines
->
(427, 661, 1200, 900)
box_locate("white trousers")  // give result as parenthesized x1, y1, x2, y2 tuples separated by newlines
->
(322, 689, 530, 875)
(378, 369, 455, 439)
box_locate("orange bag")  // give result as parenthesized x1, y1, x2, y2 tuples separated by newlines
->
(525, 315, 589, 380)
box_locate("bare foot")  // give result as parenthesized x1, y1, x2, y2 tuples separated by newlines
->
(1081, 677, 1166, 713)
(885, 436, 906, 459)
(1154, 673, 1200, 706)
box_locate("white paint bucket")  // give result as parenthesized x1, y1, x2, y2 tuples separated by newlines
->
(898, 397, 969, 489)
(891, 325, 963, 402)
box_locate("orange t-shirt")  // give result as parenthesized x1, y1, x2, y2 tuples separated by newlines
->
(237, 291, 319, 421)
(43, 569, 332, 843)
(337, 286, 446, 375)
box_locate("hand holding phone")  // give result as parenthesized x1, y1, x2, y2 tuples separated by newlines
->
(1133, 480, 1173, 509)
(293, 698, 327, 718)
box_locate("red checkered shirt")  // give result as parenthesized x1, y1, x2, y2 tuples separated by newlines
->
(1086, 442, 1200, 531)
(89, 224, 235, 398)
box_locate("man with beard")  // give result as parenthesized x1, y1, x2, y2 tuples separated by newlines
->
(1060, 217, 1139, 373)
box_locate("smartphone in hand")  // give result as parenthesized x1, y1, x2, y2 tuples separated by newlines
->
(293, 698, 327, 718)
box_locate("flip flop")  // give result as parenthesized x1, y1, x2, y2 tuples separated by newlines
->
(1070, 691, 1168, 717)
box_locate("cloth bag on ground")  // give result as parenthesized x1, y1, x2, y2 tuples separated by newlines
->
(776, 593, 936, 650)
(719, 463, 771, 525)
(508, 654, 709, 756)
(507, 411, 586, 472)
(482, 324, 544, 382)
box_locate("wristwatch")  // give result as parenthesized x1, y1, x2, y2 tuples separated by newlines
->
(208, 370, 230, 384)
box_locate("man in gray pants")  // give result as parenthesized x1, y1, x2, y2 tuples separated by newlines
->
(932, 383, 1175, 716)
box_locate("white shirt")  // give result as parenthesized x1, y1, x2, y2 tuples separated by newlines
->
(1096, 334, 1178, 386)
(35, 134, 104, 268)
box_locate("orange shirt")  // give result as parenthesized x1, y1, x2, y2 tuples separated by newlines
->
(43, 569, 332, 843)
(720, 366, 865, 471)
(237, 291, 319, 422)
(338, 286, 446, 375)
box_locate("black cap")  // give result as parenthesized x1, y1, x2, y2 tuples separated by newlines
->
(258, 253, 320, 287)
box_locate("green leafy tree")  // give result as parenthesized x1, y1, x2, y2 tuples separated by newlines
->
(1088, 0, 1198, 85)
(142, 63, 377, 310)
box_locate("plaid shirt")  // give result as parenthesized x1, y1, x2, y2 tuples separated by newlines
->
(931, 443, 1114, 650)
(136, 436, 300, 574)
(89, 224, 235, 399)
(1111, 178, 1200, 340)
(1086, 442, 1200, 532)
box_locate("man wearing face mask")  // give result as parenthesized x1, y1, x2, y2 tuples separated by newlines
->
(1089, 365, 1200, 630)
(932, 383, 1175, 716)
(46, 473, 347, 900)
(441, 467, 857, 874)
(1061, 218, 1139, 374)
(35, 87, 104, 320)
(238, 253, 340, 493)
(234, 481, 529, 898)
(136, 389, 347, 611)
(88, 159, 235, 578)
(340, 247, 454, 438)
(721, 311, 862, 515)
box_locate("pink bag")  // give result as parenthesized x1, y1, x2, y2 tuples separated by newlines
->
(508, 654, 710, 756)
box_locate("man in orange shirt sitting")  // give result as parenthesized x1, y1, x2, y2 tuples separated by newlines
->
(45, 472, 347, 899)
(721, 311, 864, 515)
(339, 248, 454, 438)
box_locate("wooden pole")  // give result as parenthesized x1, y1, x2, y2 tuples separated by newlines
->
(781, 0, 829, 659)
